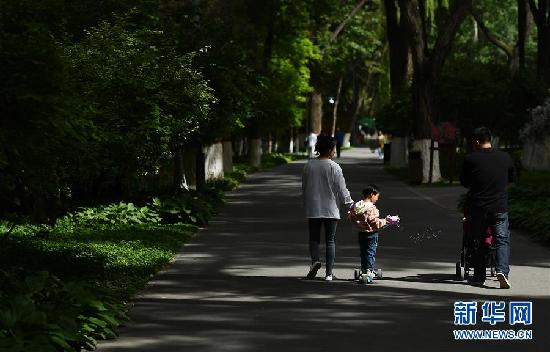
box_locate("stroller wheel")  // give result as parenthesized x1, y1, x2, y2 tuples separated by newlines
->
(456, 262, 464, 280)
(354, 269, 360, 280)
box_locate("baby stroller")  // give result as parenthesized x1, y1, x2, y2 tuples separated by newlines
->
(455, 208, 497, 280)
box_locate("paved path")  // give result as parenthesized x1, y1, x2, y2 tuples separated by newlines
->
(98, 148, 550, 352)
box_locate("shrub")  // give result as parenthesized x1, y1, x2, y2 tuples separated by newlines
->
(508, 176, 550, 244)
(56, 202, 161, 232)
(0, 270, 128, 352)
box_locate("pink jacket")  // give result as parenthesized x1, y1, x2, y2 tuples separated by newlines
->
(348, 200, 387, 232)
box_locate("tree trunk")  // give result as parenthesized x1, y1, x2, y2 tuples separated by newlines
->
(537, 24, 550, 81)
(289, 127, 294, 153)
(347, 69, 361, 134)
(249, 138, 262, 167)
(390, 136, 408, 168)
(195, 144, 206, 191)
(222, 140, 233, 174)
(517, 0, 532, 70)
(173, 145, 189, 192)
(413, 139, 442, 183)
(384, 0, 410, 95)
(310, 91, 323, 134)
(401, 0, 471, 182)
(529, 0, 550, 81)
(205, 142, 224, 180)
(331, 75, 344, 136)
(267, 134, 273, 154)
(412, 71, 434, 139)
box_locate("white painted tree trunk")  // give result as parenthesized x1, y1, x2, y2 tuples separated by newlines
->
(205, 142, 224, 180)
(249, 138, 262, 167)
(236, 139, 244, 156)
(294, 136, 300, 153)
(289, 128, 294, 153)
(183, 149, 197, 189)
(522, 137, 550, 170)
(222, 141, 233, 174)
(390, 137, 408, 168)
(413, 139, 442, 183)
(343, 133, 351, 148)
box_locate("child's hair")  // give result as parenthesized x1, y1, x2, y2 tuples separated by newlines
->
(362, 184, 380, 198)
(315, 134, 336, 156)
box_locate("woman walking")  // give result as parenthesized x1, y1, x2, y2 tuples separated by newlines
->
(302, 134, 353, 281)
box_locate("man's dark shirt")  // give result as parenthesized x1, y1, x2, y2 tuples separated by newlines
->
(460, 148, 515, 213)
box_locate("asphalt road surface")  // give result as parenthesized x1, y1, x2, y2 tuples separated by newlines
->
(98, 147, 550, 352)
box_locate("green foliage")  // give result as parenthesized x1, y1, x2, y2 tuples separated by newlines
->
(58, 202, 161, 231)
(0, 0, 84, 223)
(508, 171, 550, 244)
(376, 93, 413, 137)
(0, 270, 128, 352)
(261, 152, 304, 168)
(152, 192, 222, 227)
(437, 61, 544, 144)
(68, 17, 215, 192)
(453, 0, 534, 65)
(263, 35, 318, 130)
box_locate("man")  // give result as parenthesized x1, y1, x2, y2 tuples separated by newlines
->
(335, 127, 345, 158)
(460, 127, 515, 288)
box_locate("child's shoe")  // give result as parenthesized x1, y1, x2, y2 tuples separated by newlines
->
(360, 270, 374, 284)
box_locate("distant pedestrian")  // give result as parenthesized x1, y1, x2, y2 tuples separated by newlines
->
(460, 127, 515, 288)
(377, 131, 385, 158)
(306, 130, 317, 159)
(335, 127, 345, 158)
(302, 134, 353, 281)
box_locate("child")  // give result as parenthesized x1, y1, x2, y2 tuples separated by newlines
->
(348, 184, 399, 283)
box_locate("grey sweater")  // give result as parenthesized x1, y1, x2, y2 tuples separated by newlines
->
(301, 159, 353, 219)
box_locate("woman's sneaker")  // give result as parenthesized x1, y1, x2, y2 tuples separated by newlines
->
(496, 273, 511, 289)
(325, 274, 333, 281)
(306, 261, 322, 279)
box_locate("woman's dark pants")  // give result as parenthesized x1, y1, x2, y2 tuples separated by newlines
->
(308, 218, 338, 276)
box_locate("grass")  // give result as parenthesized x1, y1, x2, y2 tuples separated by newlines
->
(0, 223, 196, 299)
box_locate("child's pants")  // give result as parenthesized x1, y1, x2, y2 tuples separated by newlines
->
(358, 231, 379, 271)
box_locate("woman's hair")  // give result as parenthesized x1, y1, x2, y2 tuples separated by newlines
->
(315, 134, 336, 156)
(362, 184, 380, 198)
